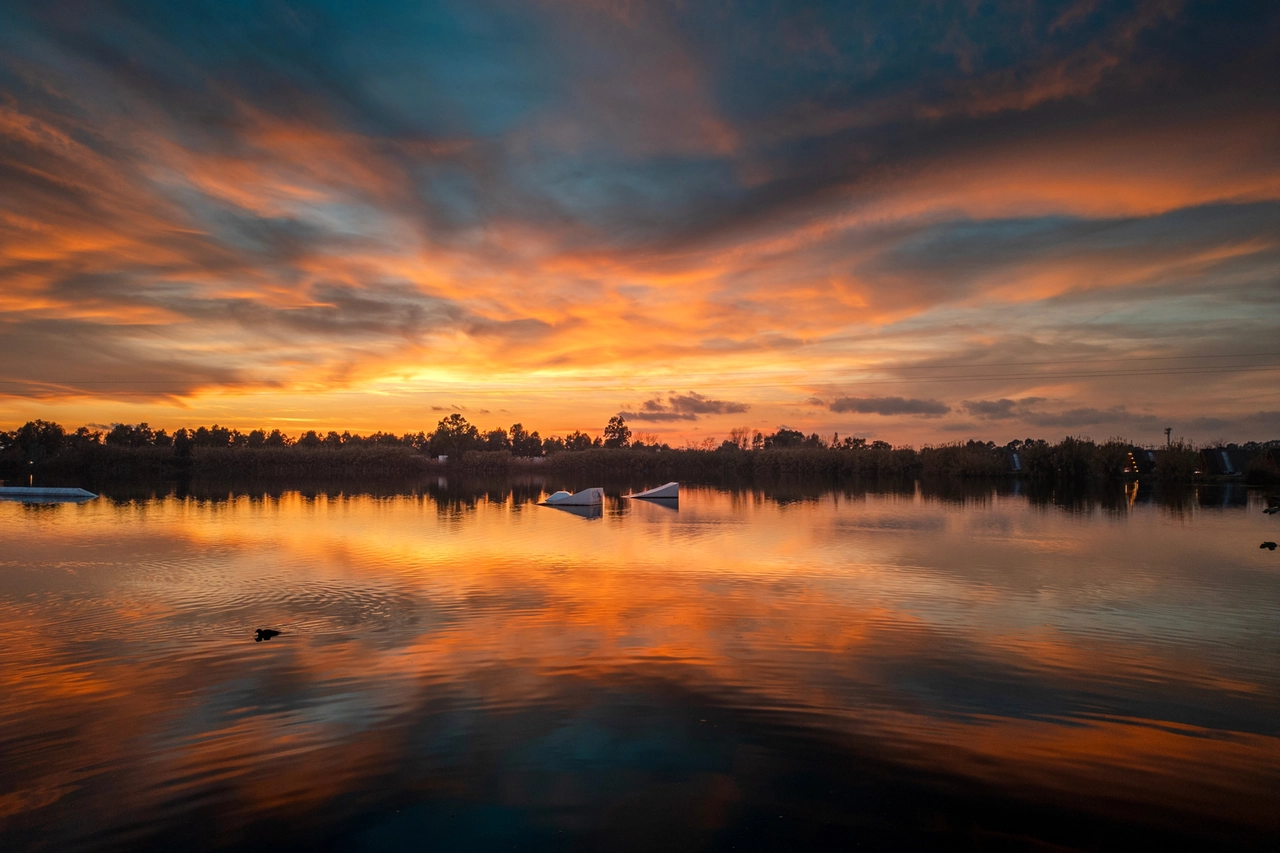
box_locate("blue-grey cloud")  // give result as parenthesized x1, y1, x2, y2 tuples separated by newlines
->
(1186, 411, 1280, 433)
(964, 399, 1018, 419)
(1022, 406, 1161, 430)
(620, 392, 750, 422)
(829, 397, 950, 417)
(1, 0, 1279, 437)
(963, 398, 1048, 420)
(961, 399, 1162, 431)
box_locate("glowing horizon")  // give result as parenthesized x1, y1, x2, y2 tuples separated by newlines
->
(2, 1, 1279, 444)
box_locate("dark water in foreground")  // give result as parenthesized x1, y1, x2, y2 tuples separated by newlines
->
(1, 480, 1278, 851)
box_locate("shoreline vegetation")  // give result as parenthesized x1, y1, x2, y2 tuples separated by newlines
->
(3, 416, 1278, 486)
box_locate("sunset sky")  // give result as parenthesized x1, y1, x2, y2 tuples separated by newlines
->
(2, 0, 1278, 444)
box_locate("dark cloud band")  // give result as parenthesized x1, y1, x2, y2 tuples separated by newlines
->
(829, 397, 951, 417)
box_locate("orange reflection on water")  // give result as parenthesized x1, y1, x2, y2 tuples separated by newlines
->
(1, 485, 1278, 847)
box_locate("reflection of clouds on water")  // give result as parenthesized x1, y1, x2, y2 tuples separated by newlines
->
(0, 486, 1278, 848)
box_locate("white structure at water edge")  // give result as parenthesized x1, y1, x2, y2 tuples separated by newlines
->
(623, 482, 678, 500)
(0, 487, 98, 503)
(540, 487, 604, 506)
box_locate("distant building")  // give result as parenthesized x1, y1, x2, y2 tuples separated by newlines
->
(1198, 448, 1252, 477)
(1134, 449, 1157, 476)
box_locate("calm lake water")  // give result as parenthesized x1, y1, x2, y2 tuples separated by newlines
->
(2, 480, 1278, 851)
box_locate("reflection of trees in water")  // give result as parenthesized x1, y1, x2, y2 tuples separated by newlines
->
(18, 501, 66, 515)
(1195, 483, 1250, 509)
(428, 476, 547, 516)
(1012, 479, 1151, 514)
(37, 472, 1260, 516)
(1006, 480, 1253, 515)
(1151, 482, 1250, 518)
(85, 476, 438, 507)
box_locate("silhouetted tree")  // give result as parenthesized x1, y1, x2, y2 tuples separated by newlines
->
(106, 422, 155, 448)
(483, 428, 511, 452)
(264, 429, 289, 447)
(67, 426, 103, 449)
(525, 430, 543, 455)
(189, 425, 233, 448)
(15, 420, 65, 462)
(603, 416, 631, 448)
(172, 428, 193, 460)
(728, 427, 752, 450)
(509, 423, 543, 457)
(763, 428, 804, 449)
(105, 424, 130, 447)
(564, 430, 597, 451)
(297, 430, 322, 448)
(430, 413, 481, 457)
(246, 429, 266, 449)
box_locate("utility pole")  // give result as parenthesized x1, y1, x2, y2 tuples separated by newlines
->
(1164, 427, 1172, 447)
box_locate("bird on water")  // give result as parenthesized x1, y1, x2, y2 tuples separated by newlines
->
(1261, 542, 1277, 551)
(254, 628, 282, 641)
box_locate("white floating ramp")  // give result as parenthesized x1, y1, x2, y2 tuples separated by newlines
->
(623, 482, 679, 500)
(540, 487, 604, 507)
(0, 487, 98, 503)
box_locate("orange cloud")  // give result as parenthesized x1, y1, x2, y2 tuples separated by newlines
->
(3, 1, 1279, 441)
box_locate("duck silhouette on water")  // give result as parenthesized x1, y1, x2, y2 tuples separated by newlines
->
(1262, 542, 1278, 551)
(254, 628, 282, 642)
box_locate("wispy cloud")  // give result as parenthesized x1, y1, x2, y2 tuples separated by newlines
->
(962, 399, 1161, 431)
(0, 1, 1278, 439)
(1186, 411, 1280, 433)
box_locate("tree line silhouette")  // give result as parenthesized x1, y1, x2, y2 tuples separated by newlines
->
(2, 415, 1277, 484)
(0, 414, 860, 460)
